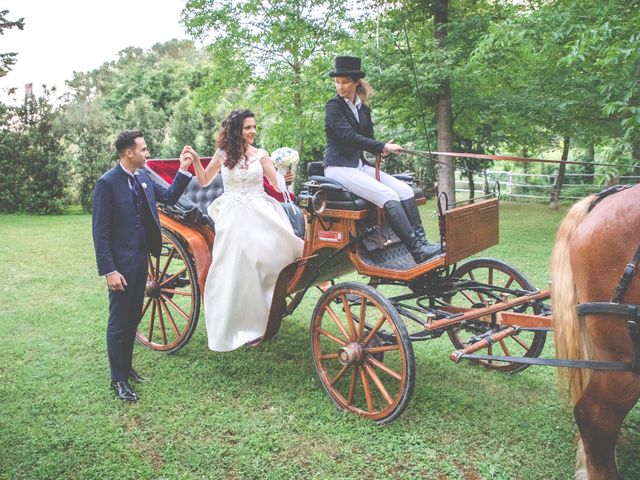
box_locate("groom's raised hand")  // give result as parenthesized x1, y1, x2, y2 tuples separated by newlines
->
(179, 146, 198, 170)
(106, 271, 128, 292)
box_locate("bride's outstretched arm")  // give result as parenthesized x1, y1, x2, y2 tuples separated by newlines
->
(183, 146, 222, 187)
(261, 153, 282, 193)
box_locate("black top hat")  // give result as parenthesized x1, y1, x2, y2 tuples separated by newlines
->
(329, 56, 365, 79)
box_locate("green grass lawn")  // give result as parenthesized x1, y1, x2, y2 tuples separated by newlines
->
(1, 202, 638, 479)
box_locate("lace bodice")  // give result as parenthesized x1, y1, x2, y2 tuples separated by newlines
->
(219, 149, 268, 202)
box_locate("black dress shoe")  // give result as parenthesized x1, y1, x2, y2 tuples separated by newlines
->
(128, 369, 148, 383)
(111, 380, 138, 402)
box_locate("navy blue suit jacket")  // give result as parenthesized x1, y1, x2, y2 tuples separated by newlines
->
(324, 95, 385, 168)
(92, 165, 191, 276)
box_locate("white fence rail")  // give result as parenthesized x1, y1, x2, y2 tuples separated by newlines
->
(455, 170, 640, 202)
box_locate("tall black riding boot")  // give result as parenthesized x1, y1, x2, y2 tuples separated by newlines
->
(401, 197, 427, 243)
(384, 200, 441, 263)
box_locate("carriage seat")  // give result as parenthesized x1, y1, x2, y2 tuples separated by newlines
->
(305, 162, 425, 211)
(143, 166, 220, 229)
(143, 166, 305, 238)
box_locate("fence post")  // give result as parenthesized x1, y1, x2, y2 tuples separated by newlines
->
(507, 172, 513, 201)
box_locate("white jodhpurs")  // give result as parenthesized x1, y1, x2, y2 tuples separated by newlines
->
(324, 163, 414, 208)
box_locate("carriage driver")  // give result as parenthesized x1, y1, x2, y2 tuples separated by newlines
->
(323, 55, 440, 263)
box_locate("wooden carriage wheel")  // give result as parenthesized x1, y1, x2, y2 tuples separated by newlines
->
(136, 228, 200, 353)
(311, 282, 415, 424)
(445, 258, 546, 373)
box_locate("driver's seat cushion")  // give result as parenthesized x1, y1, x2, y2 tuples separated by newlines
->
(306, 162, 425, 211)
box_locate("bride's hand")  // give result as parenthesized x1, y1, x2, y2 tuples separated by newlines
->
(181, 146, 200, 165)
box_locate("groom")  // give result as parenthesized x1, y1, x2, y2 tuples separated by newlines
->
(92, 130, 193, 402)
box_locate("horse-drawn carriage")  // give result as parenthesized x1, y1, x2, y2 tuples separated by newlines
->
(138, 157, 552, 424)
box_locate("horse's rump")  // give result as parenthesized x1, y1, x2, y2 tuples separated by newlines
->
(551, 184, 640, 404)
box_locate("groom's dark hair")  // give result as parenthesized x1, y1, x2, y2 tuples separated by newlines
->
(115, 130, 144, 154)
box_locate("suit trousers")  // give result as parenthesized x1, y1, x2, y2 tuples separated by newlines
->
(106, 251, 148, 382)
(324, 162, 414, 208)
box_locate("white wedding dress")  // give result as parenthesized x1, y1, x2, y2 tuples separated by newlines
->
(204, 149, 304, 351)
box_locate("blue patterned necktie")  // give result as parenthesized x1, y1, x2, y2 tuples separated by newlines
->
(129, 175, 143, 212)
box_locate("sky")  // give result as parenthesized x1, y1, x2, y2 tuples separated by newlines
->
(0, 0, 191, 102)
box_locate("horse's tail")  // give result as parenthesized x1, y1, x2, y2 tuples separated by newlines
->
(550, 195, 596, 405)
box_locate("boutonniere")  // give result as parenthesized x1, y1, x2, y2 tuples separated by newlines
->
(141, 182, 147, 189)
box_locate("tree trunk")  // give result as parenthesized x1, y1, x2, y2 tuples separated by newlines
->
(433, 0, 455, 206)
(549, 136, 570, 209)
(584, 143, 595, 184)
(522, 147, 529, 174)
(467, 169, 475, 202)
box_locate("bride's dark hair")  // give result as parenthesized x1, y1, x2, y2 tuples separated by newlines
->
(216, 109, 255, 169)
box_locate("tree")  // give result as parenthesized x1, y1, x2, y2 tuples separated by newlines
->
(0, 9, 25, 77)
(162, 96, 218, 158)
(0, 100, 22, 211)
(19, 89, 67, 214)
(63, 99, 115, 211)
(121, 96, 166, 158)
(182, 0, 349, 162)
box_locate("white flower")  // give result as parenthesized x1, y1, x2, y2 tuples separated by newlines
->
(271, 147, 300, 171)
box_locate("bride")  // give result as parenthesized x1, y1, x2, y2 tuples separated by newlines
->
(183, 109, 304, 351)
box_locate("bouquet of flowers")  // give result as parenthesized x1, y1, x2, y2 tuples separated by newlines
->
(271, 147, 299, 172)
(271, 147, 300, 194)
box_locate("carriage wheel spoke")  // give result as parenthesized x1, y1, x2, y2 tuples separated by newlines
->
(360, 366, 374, 412)
(148, 254, 155, 278)
(148, 299, 157, 342)
(318, 328, 347, 346)
(141, 297, 152, 319)
(160, 299, 181, 338)
(341, 294, 358, 340)
(159, 267, 188, 288)
(488, 268, 493, 287)
(330, 364, 350, 386)
(155, 253, 160, 280)
(325, 305, 351, 341)
(160, 288, 191, 296)
(358, 299, 366, 341)
(504, 277, 515, 290)
(512, 334, 530, 350)
(364, 363, 393, 406)
(468, 271, 486, 304)
(460, 290, 477, 305)
(319, 353, 339, 360)
(363, 315, 387, 345)
(365, 345, 400, 354)
(161, 294, 190, 321)
(158, 246, 175, 280)
(157, 301, 168, 345)
(499, 338, 511, 357)
(347, 366, 359, 406)
(367, 356, 402, 381)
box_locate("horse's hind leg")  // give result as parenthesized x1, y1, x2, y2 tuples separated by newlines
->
(573, 371, 640, 480)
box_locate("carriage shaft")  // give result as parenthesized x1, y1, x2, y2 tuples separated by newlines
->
(449, 327, 518, 363)
(423, 289, 550, 332)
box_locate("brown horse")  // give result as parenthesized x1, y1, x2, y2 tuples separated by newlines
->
(551, 185, 640, 479)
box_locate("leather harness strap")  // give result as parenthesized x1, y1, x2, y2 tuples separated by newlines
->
(587, 184, 633, 212)
(611, 244, 640, 304)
